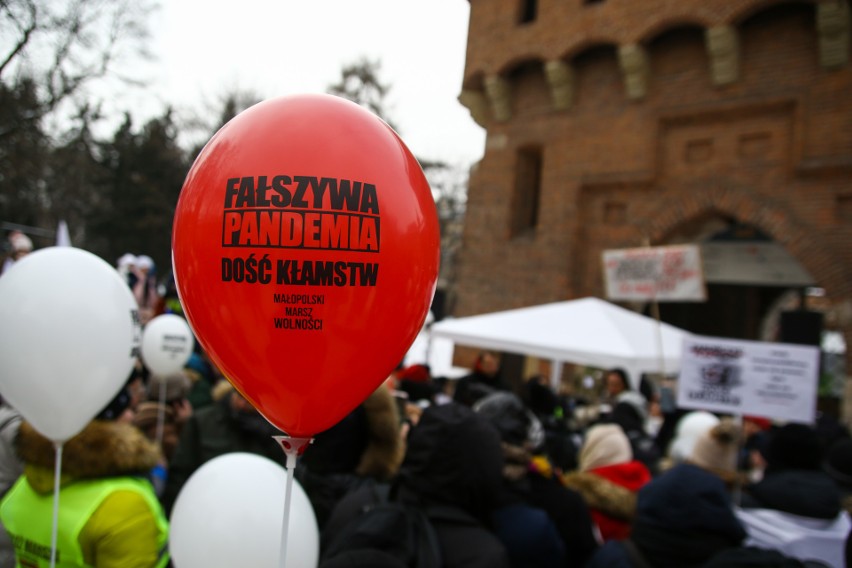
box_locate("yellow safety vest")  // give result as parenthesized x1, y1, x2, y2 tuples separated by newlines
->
(0, 476, 168, 568)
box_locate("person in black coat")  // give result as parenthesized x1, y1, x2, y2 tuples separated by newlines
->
(737, 423, 849, 567)
(740, 423, 842, 519)
(395, 402, 511, 568)
(586, 463, 746, 568)
(319, 402, 511, 568)
(473, 391, 599, 568)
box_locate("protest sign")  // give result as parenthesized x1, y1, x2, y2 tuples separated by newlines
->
(602, 244, 706, 302)
(677, 334, 820, 423)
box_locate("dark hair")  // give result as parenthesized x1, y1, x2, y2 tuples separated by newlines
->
(607, 368, 631, 391)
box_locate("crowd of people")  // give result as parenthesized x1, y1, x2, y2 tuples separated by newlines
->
(348, 359, 852, 568)
(2, 338, 852, 567)
(0, 244, 851, 566)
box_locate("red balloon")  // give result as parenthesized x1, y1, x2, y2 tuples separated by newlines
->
(172, 94, 439, 438)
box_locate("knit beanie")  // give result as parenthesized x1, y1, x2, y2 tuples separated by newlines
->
(630, 464, 746, 566)
(579, 423, 632, 471)
(635, 464, 746, 541)
(668, 411, 720, 464)
(766, 423, 822, 472)
(688, 418, 740, 483)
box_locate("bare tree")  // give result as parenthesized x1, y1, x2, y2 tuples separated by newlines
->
(0, 0, 154, 137)
(424, 161, 469, 311)
(327, 57, 398, 132)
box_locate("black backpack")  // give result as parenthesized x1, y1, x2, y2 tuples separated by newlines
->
(320, 482, 443, 568)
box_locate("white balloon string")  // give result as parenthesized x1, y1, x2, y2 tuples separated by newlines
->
(280, 453, 296, 568)
(272, 436, 312, 568)
(50, 442, 64, 568)
(155, 375, 166, 450)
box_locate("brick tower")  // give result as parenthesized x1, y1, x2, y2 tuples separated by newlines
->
(453, 0, 852, 366)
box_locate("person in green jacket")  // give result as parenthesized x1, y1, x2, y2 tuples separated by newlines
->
(0, 388, 169, 568)
(160, 381, 285, 515)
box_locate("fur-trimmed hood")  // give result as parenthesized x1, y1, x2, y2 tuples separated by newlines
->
(300, 384, 404, 481)
(17, 420, 160, 494)
(354, 385, 405, 479)
(561, 470, 637, 521)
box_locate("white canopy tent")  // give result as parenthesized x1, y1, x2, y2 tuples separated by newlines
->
(429, 297, 692, 389)
(404, 327, 470, 379)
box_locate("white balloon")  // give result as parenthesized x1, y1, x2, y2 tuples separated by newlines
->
(141, 314, 194, 376)
(170, 453, 319, 568)
(0, 247, 141, 442)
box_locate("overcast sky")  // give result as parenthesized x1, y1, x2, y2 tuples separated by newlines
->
(129, 0, 485, 166)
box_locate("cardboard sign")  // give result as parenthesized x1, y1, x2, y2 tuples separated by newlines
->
(676, 334, 820, 423)
(602, 245, 706, 302)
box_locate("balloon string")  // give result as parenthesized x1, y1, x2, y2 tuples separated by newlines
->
(50, 442, 64, 568)
(272, 436, 312, 568)
(280, 453, 296, 568)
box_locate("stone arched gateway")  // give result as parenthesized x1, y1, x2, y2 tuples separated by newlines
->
(644, 180, 851, 300)
(644, 179, 851, 369)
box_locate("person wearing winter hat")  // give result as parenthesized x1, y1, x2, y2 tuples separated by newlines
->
(394, 402, 511, 567)
(688, 417, 743, 490)
(0, 388, 169, 567)
(320, 402, 512, 567)
(737, 423, 850, 568)
(562, 423, 652, 542)
(395, 364, 438, 406)
(587, 463, 747, 568)
(473, 391, 599, 568)
(662, 410, 721, 470)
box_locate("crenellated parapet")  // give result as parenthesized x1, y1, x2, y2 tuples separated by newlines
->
(484, 74, 512, 121)
(458, 0, 848, 124)
(817, 1, 850, 68)
(706, 25, 740, 85)
(544, 59, 575, 110)
(618, 43, 650, 100)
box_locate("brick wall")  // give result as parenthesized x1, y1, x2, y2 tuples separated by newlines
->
(454, 1, 852, 387)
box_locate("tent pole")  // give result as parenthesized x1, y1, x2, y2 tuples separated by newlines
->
(550, 360, 563, 392)
(651, 299, 666, 382)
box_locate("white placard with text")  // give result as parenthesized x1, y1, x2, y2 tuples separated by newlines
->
(602, 244, 706, 302)
(676, 334, 820, 423)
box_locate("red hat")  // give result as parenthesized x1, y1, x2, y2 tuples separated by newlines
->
(744, 415, 772, 431)
(398, 364, 430, 383)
